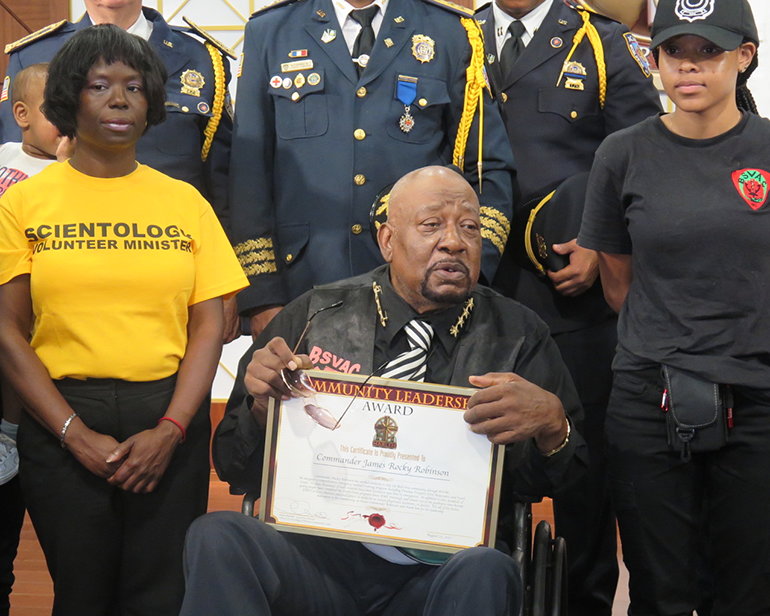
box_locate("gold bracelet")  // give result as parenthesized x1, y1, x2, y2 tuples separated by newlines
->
(542, 419, 571, 458)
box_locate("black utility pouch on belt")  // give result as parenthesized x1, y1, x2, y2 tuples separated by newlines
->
(661, 365, 730, 461)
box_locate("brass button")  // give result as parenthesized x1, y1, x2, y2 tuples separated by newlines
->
(291, 92, 300, 102)
(356, 87, 367, 98)
(285, 253, 294, 263)
(351, 224, 363, 235)
(353, 174, 366, 186)
(353, 128, 366, 141)
(501, 92, 508, 103)
(570, 110, 578, 119)
(418, 98, 428, 107)
(181, 106, 190, 113)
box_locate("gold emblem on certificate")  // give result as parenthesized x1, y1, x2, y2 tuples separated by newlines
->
(411, 34, 435, 63)
(373, 416, 398, 449)
(180, 69, 205, 96)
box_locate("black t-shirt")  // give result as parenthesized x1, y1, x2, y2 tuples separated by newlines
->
(578, 112, 770, 391)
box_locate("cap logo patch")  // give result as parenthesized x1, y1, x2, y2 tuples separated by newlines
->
(732, 168, 770, 210)
(675, 0, 714, 23)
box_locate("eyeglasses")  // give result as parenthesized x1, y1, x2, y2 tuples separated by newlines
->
(280, 301, 343, 429)
(279, 300, 383, 431)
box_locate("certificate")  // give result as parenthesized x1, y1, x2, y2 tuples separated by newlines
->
(260, 370, 504, 554)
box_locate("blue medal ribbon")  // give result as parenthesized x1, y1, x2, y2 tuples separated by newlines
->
(396, 76, 417, 106)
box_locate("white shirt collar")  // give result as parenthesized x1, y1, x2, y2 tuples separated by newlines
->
(88, 9, 153, 41)
(492, 0, 553, 57)
(332, 0, 390, 54)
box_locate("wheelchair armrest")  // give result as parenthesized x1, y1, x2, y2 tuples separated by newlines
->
(242, 492, 259, 517)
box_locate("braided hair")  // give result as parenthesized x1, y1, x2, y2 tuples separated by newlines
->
(737, 50, 759, 114)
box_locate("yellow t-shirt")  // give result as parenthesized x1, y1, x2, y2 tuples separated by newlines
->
(0, 161, 247, 381)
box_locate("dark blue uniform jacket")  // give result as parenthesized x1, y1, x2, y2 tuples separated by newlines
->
(230, 0, 516, 314)
(476, 0, 661, 332)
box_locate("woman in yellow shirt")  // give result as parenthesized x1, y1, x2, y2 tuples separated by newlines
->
(0, 25, 246, 615)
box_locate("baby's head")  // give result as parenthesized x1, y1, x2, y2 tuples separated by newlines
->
(12, 64, 63, 159)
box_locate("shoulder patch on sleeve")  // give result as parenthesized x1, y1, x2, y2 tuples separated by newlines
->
(4, 20, 68, 55)
(180, 17, 237, 59)
(251, 0, 301, 17)
(623, 32, 652, 79)
(418, 0, 474, 18)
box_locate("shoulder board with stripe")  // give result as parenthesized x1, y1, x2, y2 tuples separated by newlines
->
(4, 20, 68, 55)
(181, 17, 237, 59)
(251, 0, 302, 18)
(419, 0, 474, 17)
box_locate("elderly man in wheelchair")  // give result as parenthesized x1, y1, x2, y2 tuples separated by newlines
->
(180, 167, 587, 616)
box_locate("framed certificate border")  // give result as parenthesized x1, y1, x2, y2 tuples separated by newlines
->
(260, 370, 504, 554)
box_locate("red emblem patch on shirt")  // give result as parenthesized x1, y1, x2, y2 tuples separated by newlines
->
(732, 168, 770, 210)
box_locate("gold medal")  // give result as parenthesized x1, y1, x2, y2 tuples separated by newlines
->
(307, 72, 321, 86)
(294, 73, 306, 88)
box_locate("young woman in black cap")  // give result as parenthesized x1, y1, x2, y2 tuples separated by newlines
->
(578, 0, 768, 613)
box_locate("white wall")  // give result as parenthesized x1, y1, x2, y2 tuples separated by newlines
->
(749, 0, 770, 115)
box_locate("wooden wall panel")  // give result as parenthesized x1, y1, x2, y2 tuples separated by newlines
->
(0, 0, 69, 77)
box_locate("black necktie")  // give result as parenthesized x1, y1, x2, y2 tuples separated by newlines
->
(380, 320, 433, 382)
(350, 6, 379, 76)
(500, 20, 526, 77)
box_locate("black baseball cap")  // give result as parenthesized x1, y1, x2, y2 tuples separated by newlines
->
(651, 0, 759, 51)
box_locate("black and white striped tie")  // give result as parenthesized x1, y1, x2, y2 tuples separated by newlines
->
(380, 320, 434, 382)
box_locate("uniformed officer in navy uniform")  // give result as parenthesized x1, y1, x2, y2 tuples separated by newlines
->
(230, 0, 515, 336)
(474, 1, 661, 614)
(0, 1, 233, 230)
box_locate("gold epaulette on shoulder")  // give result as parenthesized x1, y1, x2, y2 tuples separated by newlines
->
(251, 0, 301, 17)
(182, 17, 237, 59)
(565, 0, 597, 15)
(4, 20, 68, 55)
(567, 0, 645, 27)
(419, 0, 474, 18)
